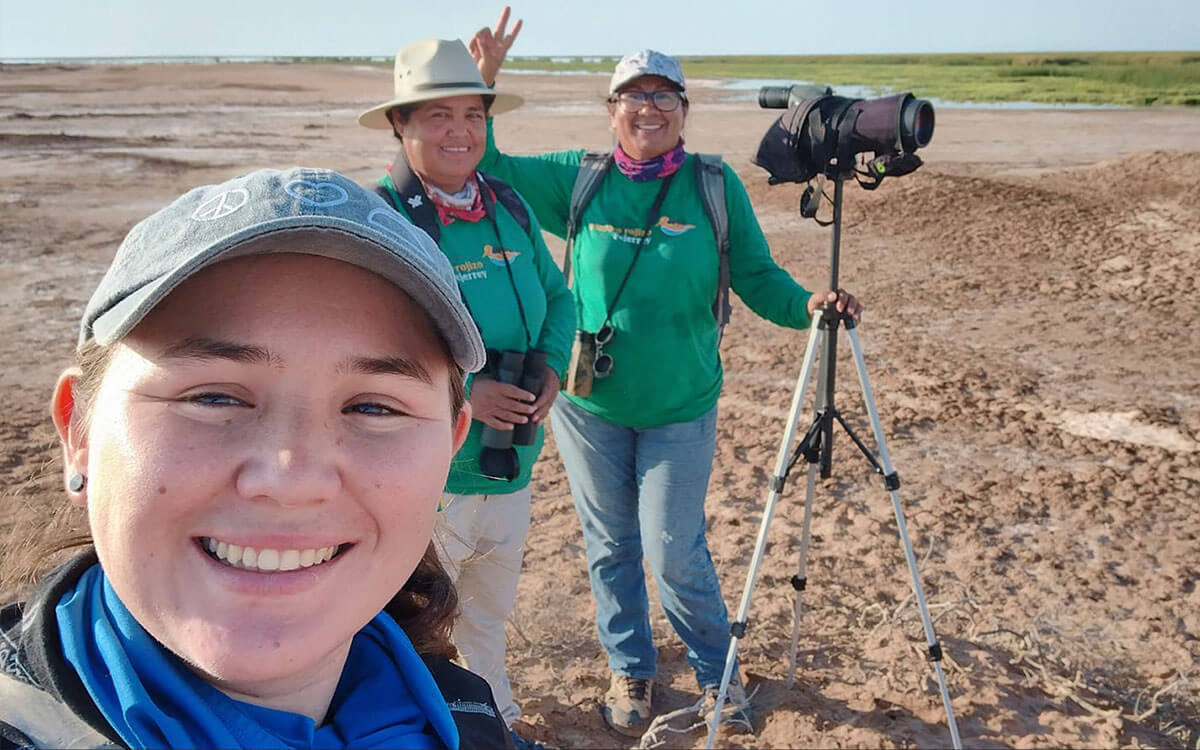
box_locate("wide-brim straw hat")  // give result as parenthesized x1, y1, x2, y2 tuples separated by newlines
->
(358, 38, 523, 130)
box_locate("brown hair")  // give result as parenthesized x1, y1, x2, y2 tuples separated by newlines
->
(384, 542, 459, 658)
(3, 339, 467, 657)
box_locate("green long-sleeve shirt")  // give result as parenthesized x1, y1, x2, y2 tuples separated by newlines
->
(380, 173, 574, 495)
(479, 121, 814, 429)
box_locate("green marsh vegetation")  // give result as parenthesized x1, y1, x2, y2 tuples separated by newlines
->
(504, 52, 1200, 106)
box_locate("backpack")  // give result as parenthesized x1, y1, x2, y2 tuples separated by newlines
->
(374, 151, 533, 244)
(563, 151, 732, 336)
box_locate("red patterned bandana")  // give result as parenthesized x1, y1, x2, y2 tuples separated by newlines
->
(425, 175, 488, 225)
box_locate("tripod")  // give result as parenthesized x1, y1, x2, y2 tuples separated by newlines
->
(703, 169, 962, 749)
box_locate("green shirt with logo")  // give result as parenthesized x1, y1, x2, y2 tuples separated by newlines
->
(381, 173, 574, 495)
(480, 122, 814, 429)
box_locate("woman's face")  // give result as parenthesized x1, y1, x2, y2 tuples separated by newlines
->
(61, 253, 469, 712)
(392, 94, 487, 193)
(608, 75, 687, 161)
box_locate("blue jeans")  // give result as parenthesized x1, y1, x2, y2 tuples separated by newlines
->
(551, 397, 735, 687)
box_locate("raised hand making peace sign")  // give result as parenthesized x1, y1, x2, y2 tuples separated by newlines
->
(470, 6, 523, 87)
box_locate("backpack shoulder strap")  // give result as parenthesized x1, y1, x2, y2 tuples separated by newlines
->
(563, 151, 613, 286)
(694, 153, 732, 336)
(379, 148, 442, 243)
(568, 151, 612, 238)
(476, 173, 533, 240)
(422, 655, 514, 750)
(0, 673, 118, 749)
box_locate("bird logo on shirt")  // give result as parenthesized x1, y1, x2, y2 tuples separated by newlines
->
(657, 216, 696, 236)
(482, 244, 521, 265)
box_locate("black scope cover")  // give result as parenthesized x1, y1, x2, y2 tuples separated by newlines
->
(754, 91, 934, 184)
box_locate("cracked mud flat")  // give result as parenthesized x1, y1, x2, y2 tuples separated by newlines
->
(1, 63, 1198, 748)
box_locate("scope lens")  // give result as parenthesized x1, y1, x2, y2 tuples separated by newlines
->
(902, 98, 935, 150)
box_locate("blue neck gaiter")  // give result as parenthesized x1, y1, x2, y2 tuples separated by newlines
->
(55, 565, 460, 749)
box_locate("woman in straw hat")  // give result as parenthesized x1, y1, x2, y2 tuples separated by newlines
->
(358, 37, 573, 750)
(470, 7, 862, 739)
(0, 167, 515, 749)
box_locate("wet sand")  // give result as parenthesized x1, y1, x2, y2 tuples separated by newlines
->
(2, 63, 1199, 748)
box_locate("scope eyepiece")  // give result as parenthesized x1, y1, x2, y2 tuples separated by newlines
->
(758, 84, 834, 110)
(758, 86, 794, 109)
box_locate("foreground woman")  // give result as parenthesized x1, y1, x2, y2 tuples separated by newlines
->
(357, 37, 572, 750)
(0, 168, 514, 749)
(471, 8, 861, 738)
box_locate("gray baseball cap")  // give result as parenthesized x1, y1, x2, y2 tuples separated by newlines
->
(609, 49, 686, 94)
(81, 167, 486, 373)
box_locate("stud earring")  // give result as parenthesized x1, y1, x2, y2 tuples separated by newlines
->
(68, 473, 87, 492)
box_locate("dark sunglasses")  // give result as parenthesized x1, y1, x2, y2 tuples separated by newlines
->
(594, 324, 615, 378)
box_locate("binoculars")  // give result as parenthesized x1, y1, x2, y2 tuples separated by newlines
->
(479, 349, 549, 481)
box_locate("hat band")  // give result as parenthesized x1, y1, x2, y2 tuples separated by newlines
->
(413, 81, 487, 91)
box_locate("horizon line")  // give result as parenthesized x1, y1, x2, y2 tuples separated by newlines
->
(3, 49, 1196, 64)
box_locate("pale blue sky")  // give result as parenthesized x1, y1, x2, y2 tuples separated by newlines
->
(1, 0, 1196, 59)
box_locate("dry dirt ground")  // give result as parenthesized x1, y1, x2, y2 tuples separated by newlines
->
(2, 63, 1199, 748)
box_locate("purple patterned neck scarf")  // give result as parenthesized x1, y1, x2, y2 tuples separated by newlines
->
(614, 139, 686, 182)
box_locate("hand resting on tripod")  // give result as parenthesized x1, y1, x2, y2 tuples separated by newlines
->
(806, 288, 863, 321)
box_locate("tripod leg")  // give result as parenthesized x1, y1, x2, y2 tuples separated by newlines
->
(785, 461, 818, 689)
(704, 313, 826, 750)
(844, 327, 963, 749)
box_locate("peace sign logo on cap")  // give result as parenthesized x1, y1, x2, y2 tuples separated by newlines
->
(192, 188, 249, 222)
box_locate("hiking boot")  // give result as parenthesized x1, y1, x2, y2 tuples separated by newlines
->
(602, 673, 654, 737)
(700, 678, 753, 734)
